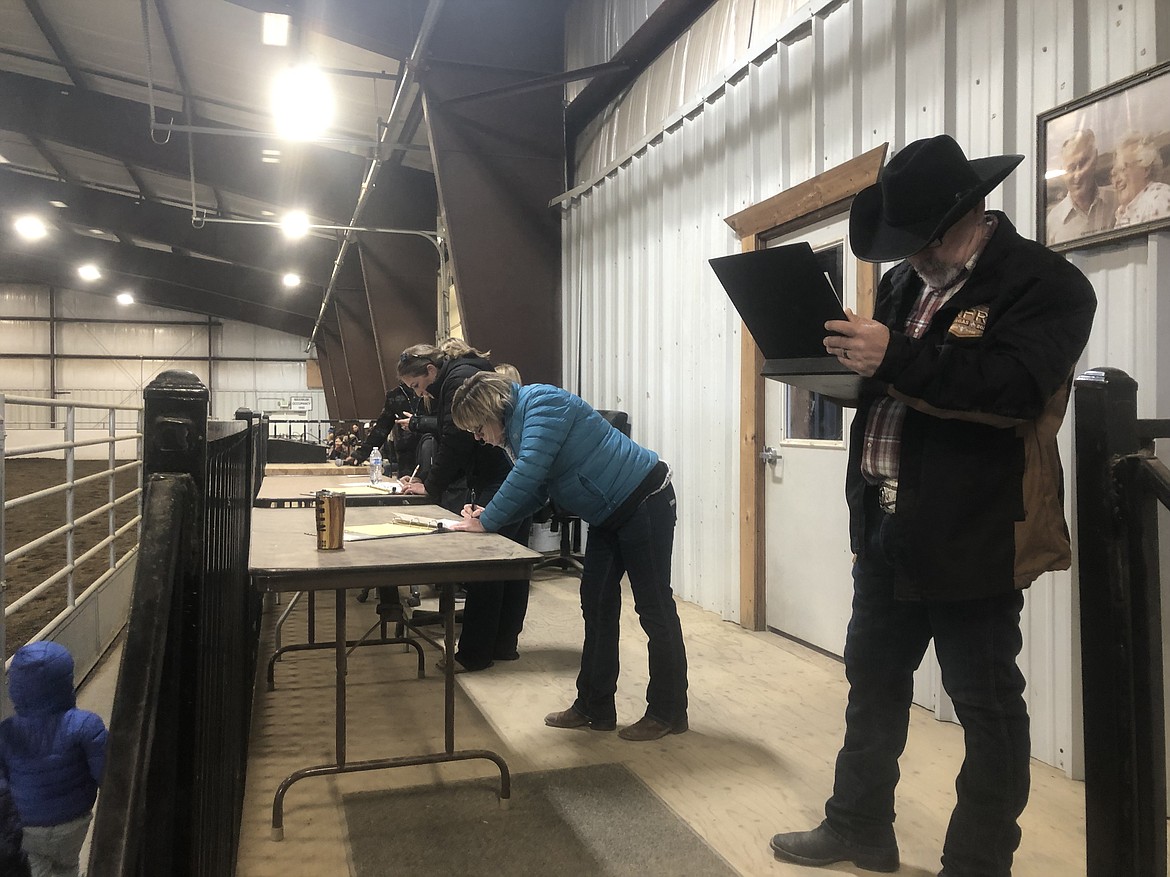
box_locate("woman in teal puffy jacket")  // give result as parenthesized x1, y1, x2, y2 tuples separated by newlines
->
(450, 372, 688, 742)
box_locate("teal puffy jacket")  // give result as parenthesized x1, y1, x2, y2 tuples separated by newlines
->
(478, 384, 658, 531)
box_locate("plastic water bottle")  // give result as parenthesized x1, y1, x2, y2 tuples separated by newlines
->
(368, 447, 383, 484)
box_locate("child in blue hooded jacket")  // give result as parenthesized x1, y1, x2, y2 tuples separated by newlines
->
(0, 642, 107, 877)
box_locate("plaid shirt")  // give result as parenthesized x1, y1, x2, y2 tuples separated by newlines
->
(860, 217, 997, 484)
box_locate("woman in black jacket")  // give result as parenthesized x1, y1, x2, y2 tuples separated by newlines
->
(397, 339, 531, 671)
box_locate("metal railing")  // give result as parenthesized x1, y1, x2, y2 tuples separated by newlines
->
(1074, 366, 1169, 877)
(90, 370, 264, 877)
(267, 417, 333, 444)
(0, 393, 143, 665)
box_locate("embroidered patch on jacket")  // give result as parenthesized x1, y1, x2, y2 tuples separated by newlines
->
(949, 306, 989, 338)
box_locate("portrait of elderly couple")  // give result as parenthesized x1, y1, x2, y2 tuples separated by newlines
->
(1041, 62, 1170, 248)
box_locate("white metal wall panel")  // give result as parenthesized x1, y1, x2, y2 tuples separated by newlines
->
(562, 0, 1167, 771)
(1, 284, 323, 429)
(57, 322, 208, 359)
(215, 361, 306, 392)
(814, 0, 858, 173)
(0, 320, 49, 354)
(900, 0, 946, 146)
(57, 358, 210, 393)
(217, 321, 308, 358)
(53, 288, 187, 323)
(0, 359, 49, 393)
(566, 0, 669, 102)
(750, 0, 809, 48)
(856, 0, 898, 158)
(781, 30, 816, 189)
(0, 284, 50, 316)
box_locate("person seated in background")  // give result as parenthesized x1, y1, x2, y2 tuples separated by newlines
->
(1112, 131, 1170, 227)
(345, 384, 421, 476)
(347, 421, 364, 450)
(449, 372, 688, 742)
(0, 642, 107, 877)
(327, 435, 349, 461)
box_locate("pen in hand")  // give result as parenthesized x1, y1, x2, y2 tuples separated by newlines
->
(401, 464, 420, 484)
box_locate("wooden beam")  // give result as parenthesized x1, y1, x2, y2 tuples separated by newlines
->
(738, 232, 766, 630)
(724, 144, 887, 240)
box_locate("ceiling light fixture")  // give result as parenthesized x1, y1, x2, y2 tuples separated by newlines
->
(280, 210, 310, 239)
(261, 148, 282, 165)
(116, 292, 134, 306)
(77, 263, 102, 281)
(282, 273, 301, 288)
(14, 215, 48, 241)
(261, 12, 290, 46)
(272, 64, 334, 140)
(49, 200, 68, 208)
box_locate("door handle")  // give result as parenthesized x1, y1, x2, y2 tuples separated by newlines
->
(759, 446, 781, 465)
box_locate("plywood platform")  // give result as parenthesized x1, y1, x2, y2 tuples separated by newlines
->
(235, 572, 1087, 877)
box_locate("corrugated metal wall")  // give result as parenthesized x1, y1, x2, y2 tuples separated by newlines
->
(0, 283, 326, 427)
(561, 0, 1168, 772)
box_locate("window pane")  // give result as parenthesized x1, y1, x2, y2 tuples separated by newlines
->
(784, 243, 845, 442)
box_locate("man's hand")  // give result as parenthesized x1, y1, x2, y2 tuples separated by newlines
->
(399, 479, 427, 495)
(461, 503, 484, 518)
(824, 308, 889, 377)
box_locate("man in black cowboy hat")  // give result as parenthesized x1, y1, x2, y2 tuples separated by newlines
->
(770, 135, 1096, 876)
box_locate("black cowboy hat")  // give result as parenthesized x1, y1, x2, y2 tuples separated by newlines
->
(849, 135, 1024, 262)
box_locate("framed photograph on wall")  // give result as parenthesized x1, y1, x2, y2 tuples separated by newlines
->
(1038, 60, 1170, 252)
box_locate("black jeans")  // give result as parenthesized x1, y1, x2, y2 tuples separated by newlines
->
(572, 484, 687, 725)
(825, 507, 1030, 877)
(454, 482, 531, 670)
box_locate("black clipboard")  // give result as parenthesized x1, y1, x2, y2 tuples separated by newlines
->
(709, 243, 863, 402)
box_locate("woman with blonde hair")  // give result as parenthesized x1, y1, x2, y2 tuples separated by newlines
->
(1112, 132, 1170, 227)
(493, 362, 522, 384)
(450, 372, 688, 742)
(397, 339, 530, 671)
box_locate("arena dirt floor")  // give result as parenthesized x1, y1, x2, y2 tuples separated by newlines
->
(3, 459, 139, 660)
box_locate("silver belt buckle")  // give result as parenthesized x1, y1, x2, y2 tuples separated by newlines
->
(878, 481, 898, 514)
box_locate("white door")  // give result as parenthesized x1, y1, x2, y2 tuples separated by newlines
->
(763, 214, 857, 656)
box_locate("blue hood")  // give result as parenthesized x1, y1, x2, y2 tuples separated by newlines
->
(8, 642, 76, 716)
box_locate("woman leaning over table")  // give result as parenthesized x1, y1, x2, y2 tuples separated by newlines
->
(449, 372, 688, 742)
(397, 339, 530, 672)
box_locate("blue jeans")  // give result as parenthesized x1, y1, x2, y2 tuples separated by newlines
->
(825, 508, 1030, 877)
(572, 484, 687, 725)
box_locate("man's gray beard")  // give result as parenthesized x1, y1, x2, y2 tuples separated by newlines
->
(912, 259, 964, 290)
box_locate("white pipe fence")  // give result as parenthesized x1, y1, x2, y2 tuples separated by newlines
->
(1, 393, 143, 665)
